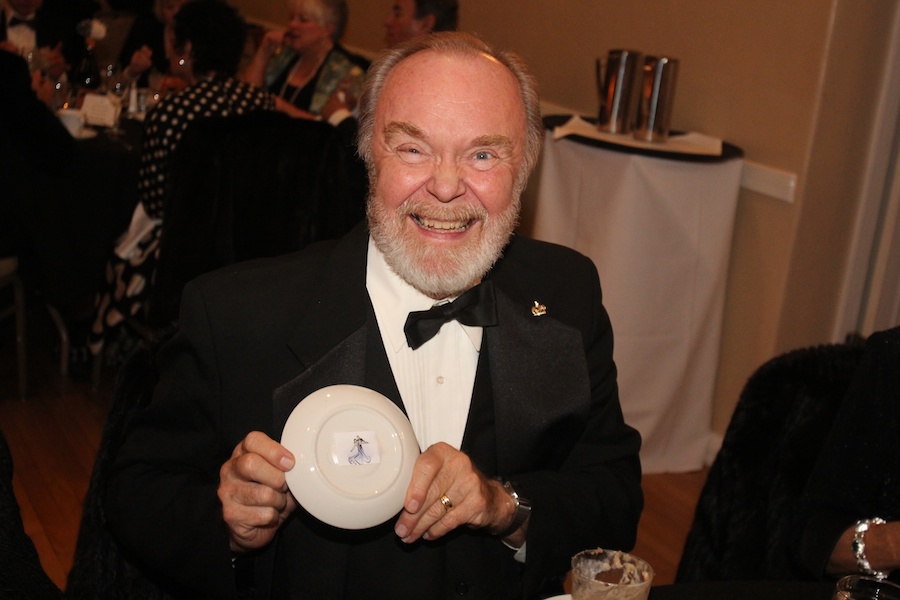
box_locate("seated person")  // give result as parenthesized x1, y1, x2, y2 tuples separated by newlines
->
(322, 0, 459, 127)
(793, 326, 900, 582)
(1, 46, 81, 311)
(384, 0, 458, 48)
(240, 0, 367, 123)
(103, 32, 643, 599)
(116, 0, 186, 88)
(1, 0, 82, 81)
(89, 0, 274, 360)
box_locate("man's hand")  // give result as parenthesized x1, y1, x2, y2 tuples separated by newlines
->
(259, 29, 285, 57)
(31, 70, 55, 106)
(218, 431, 298, 554)
(128, 45, 153, 78)
(393, 442, 518, 544)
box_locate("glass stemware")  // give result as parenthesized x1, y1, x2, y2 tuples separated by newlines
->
(104, 64, 131, 137)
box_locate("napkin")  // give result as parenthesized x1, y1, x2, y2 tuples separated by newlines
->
(553, 115, 723, 156)
(114, 203, 161, 260)
(81, 93, 120, 128)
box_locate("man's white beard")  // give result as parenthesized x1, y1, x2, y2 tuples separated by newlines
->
(368, 195, 520, 299)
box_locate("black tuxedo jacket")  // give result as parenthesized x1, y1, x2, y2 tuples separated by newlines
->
(106, 224, 643, 599)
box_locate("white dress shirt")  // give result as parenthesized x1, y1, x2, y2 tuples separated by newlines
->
(366, 238, 482, 451)
(367, 239, 529, 559)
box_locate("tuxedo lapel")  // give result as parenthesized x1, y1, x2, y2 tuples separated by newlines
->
(273, 225, 372, 433)
(285, 224, 369, 368)
(460, 346, 497, 474)
(487, 281, 591, 477)
(273, 328, 368, 435)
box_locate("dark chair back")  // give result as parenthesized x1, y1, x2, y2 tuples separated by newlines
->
(148, 111, 366, 327)
(65, 333, 175, 599)
(676, 341, 865, 582)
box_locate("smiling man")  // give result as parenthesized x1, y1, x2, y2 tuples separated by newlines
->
(105, 32, 643, 600)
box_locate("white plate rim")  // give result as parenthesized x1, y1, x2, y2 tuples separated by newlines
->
(281, 384, 419, 530)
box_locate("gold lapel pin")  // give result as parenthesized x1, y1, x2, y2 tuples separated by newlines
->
(531, 301, 547, 316)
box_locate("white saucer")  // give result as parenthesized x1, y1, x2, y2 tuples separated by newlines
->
(281, 384, 420, 530)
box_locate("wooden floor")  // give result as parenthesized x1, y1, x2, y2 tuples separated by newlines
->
(0, 304, 708, 591)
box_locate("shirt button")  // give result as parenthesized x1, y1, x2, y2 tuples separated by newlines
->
(454, 581, 469, 595)
(436, 375, 445, 384)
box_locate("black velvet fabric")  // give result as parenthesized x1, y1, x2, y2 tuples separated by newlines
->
(792, 326, 900, 581)
(676, 341, 866, 582)
(65, 333, 176, 599)
(148, 111, 366, 328)
(0, 430, 63, 600)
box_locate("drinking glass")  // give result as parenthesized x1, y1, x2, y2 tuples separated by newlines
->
(105, 65, 130, 137)
(833, 575, 900, 600)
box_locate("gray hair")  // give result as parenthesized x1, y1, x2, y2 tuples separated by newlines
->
(288, 0, 348, 42)
(357, 31, 543, 196)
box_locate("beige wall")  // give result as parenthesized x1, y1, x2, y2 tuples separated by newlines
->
(233, 0, 897, 449)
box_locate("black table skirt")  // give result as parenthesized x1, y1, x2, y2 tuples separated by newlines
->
(26, 119, 142, 319)
(649, 580, 835, 600)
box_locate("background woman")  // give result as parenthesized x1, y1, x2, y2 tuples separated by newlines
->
(117, 0, 186, 88)
(240, 0, 366, 121)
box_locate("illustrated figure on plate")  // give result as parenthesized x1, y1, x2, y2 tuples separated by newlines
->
(348, 435, 371, 465)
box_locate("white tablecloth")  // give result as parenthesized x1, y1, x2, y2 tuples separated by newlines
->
(524, 130, 743, 473)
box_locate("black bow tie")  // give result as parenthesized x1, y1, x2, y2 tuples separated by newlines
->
(404, 280, 498, 350)
(9, 16, 36, 29)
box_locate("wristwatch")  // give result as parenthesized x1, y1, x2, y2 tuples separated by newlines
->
(852, 518, 888, 579)
(493, 480, 532, 538)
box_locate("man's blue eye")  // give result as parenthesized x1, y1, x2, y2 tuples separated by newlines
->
(475, 151, 492, 160)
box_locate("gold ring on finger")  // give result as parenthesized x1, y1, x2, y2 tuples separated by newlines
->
(440, 494, 454, 512)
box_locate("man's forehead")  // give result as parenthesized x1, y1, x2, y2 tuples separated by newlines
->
(380, 50, 518, 103)
(374, 50, 525, 144)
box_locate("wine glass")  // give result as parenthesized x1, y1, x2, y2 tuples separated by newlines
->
(104, 64, 132, 137)
(100, 62, 116, 93)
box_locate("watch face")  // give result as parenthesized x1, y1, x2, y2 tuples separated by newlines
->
(503, 481, 531, 508)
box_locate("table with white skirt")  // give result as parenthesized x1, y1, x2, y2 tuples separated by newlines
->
(521, 116, 744, 473)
